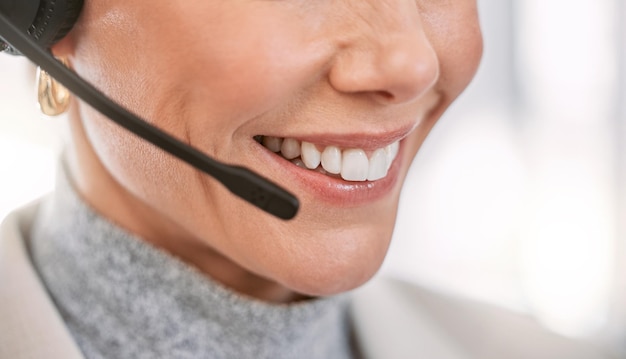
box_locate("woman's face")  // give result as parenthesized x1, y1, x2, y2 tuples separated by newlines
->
(59, 0, 482, 298)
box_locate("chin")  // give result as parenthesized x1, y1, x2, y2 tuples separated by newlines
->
(232, 161, 407, 298)
(285, 257, 385, 298)
(273, 224, 394, 297)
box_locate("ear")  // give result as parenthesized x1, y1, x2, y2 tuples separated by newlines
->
(50, 31, 76, 59)
(45, 0, 84, 59)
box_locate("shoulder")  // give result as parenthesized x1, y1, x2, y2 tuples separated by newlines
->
(349, 276, 616, 359)
(0, 200, 84, 359)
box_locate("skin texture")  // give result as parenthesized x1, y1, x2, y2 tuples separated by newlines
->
(52, 0, 483, 302)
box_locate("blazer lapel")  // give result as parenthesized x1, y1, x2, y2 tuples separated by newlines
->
(0, 202, 84, 359)
(350, 276, 469, 359)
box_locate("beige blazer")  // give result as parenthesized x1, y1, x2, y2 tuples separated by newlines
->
(0, 201, 616, 359)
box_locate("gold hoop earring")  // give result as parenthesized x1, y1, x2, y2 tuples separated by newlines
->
(37, 58, 71, 116)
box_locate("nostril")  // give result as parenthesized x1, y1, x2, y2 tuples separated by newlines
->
(374, 90, 395, 102)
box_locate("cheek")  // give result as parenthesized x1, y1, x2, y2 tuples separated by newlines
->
(79, 103, 196, 206)
(172, 10, 329, 132)
(428, 6, 484, 99)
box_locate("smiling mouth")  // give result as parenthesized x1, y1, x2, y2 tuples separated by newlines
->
(255, 136, 400, 182)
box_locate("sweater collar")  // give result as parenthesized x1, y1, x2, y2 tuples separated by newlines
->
(29, 163, 353, 359)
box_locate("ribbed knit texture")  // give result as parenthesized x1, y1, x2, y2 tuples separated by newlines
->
(29, 165, 353, 359)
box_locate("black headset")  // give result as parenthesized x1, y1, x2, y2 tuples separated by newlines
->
(0, 0, 300, 220)
(0, 0, 83, 54)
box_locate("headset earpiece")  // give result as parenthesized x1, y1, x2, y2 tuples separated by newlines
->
(30, 0, 83, 48)
(0, 0, 84, 54)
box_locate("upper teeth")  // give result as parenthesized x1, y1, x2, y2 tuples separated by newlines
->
(259, 136, 400, 182)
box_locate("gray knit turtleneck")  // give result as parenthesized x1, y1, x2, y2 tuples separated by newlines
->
(29, 165, 354, 359)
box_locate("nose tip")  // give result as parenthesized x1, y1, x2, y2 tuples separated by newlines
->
(328, 28, 440, 105)
(374, 40, 440, 103)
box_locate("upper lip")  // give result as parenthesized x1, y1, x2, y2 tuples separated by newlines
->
(258, 123, 417, 151)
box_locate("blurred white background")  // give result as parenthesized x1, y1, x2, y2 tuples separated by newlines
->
(384, 0, 625, 354)
(1, 0, 624, 355)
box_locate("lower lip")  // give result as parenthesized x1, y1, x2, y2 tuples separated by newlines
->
(256, 143, 404, 207)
